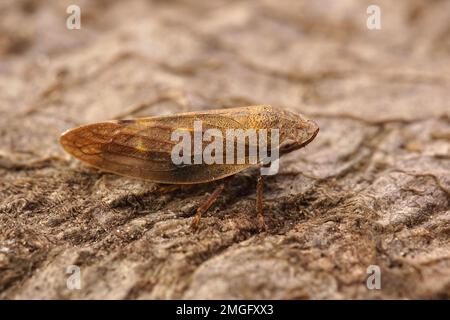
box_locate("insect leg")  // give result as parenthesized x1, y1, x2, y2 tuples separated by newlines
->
(256, 175, 267, 231)
(153, 184, 197, 194)
(190, 183, 225, 231)
(153, 184, 182, 194)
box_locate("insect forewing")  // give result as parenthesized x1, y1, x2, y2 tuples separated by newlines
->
(60, 113, 254, 184)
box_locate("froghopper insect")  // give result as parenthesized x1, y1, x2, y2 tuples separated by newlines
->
(60, 105, 319, 230)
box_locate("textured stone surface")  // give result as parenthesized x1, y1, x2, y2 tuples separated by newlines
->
(0, 0, 449, 299)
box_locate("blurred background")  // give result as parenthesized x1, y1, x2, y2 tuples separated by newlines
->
(0, 0, 449, 299)
(1, 0, 449, 151)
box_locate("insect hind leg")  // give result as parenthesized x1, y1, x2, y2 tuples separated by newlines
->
(190, 183, 225, 231)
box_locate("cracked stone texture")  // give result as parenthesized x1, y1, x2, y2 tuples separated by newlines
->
(0, 0, 449, 299)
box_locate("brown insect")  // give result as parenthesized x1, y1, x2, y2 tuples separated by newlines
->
(60, 105, 319, 231)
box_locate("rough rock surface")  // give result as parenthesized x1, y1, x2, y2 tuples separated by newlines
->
(0, 0, 449, 299)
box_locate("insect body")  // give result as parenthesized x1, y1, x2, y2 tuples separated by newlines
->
(60, 105, 319, 230)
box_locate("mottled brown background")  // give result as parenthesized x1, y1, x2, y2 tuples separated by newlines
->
(0, 0, 449, 299)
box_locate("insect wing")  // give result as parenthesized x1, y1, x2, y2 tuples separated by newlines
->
(60, 113, 254, 184)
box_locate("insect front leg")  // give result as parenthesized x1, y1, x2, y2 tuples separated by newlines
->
(256, 175, 267, 231)
(190, 183, 225, 231)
